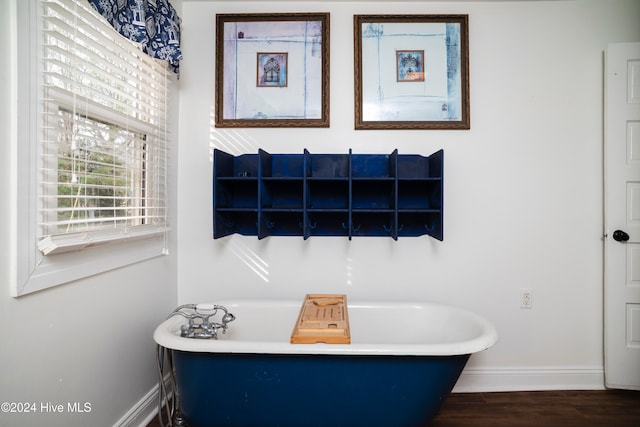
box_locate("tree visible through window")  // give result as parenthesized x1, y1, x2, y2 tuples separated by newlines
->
(14, 0, 172, 296)
(51, 109, 147, 235)
(36, 0, 169, 256)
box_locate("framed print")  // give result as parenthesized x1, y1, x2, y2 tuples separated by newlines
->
(215, 13, 330, 128)
(257, 53, 288, 87)
(354, 15, 469, 130)
(396, 50, 425, 82)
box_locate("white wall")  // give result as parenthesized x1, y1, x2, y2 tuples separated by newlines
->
(177, 0, 640, 391)
(0, 1, 179, 426)
(2, 0, 637, 424)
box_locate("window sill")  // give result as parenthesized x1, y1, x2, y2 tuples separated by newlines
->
(38, 225, 167, 255)
(12, 232, 169, 297)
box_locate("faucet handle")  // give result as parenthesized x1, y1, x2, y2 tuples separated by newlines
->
(222, 312, 236, 325)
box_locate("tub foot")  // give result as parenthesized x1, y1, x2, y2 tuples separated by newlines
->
(173, 413, 187, 426)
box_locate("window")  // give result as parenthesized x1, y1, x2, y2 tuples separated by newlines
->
(45, 109, 150, 236)
(11, 0, 172, 296)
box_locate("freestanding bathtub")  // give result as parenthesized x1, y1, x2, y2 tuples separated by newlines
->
(153, 299, 497, 427)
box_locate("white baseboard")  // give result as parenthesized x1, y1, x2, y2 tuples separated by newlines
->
(113, 383, 160, 427)
(453, 366, 605, 392)
(114, 374, 172, 427)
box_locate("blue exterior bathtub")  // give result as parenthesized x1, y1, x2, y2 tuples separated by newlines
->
(173, 351, 469, 427)
(154, 299, 497, 427)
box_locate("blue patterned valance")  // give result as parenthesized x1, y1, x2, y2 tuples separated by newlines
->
(87, 0, 182, 76)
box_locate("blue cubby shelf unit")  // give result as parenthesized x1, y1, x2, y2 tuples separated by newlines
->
(213, 149, 444, 241)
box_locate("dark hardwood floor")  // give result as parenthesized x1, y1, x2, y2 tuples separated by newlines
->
(430, 390, 639, 427)
(146, 390, 640, 426)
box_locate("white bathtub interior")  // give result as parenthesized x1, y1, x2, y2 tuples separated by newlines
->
(154, 299, 498, 356)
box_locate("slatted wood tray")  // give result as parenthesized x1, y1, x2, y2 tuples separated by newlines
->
(291, 294, 350, 344)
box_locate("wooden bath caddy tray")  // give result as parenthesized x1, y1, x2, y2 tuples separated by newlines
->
(291, 294, 351, 344)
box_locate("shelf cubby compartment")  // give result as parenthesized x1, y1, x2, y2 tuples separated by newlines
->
(307, 180, 349, 210)
(351, 179, 395, 210)
(213, 150, 260, 238)
(261, 179, 304, 210)
(305, 210, 350, 239)
(213, 148, 443, 240)
(396, 150, 442, 179)
(397, 180, 442, 210)
(351, 211, 397, 239)
(214, 179, 258, 209)
(259, 210, 304, 239)
(397, 211, 442, 240)
(214, 210, 258, 238)
(351, 150, 397, 178)
(260, 148, 304, 178)
(214, 150, 259, 178)
(305, 150, 349, 178)
(303, 149, 349, 239)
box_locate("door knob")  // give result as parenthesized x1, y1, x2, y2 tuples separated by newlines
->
(612, 229, 630, 242)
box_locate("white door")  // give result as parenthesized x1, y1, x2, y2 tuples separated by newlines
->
(604, 42, 640, 391)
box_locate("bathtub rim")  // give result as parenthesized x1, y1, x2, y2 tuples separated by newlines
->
(153, 299, 498, 356)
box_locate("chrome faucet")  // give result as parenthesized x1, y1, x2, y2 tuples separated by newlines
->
(168, 304, 236, 339)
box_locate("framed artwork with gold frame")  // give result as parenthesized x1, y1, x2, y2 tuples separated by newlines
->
(215, 13, 330, 128)
(354, 14, 469, 130)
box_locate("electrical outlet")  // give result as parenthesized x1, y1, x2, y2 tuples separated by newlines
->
(520, 288, 532, 309)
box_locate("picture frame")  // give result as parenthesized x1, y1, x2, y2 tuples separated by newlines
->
(215, 13, 330, 128)
(354, 15, 470, 130)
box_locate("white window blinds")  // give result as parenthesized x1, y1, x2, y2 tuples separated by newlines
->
(38, 0, 169, 255)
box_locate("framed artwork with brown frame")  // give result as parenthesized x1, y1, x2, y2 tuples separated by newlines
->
(354, 14, 470, 130)
(215, 13, 330, 128)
